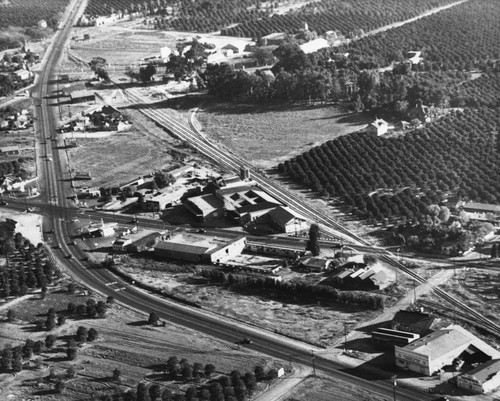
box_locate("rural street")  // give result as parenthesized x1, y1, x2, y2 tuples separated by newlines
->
(18, 0, 477, 400)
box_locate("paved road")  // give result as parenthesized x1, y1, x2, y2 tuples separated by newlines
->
(23, 4, 445, 401)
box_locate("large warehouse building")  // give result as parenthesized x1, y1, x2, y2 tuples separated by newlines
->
(395, 325, 500, 376)
(154, 234, 246, 264)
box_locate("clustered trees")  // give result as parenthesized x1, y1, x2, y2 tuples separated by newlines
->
(202, 40, 485, 110)
(95, 358, 276, 401)
(0, 327, 97, 375)
(0, 158, 29, 180)
(67, 298, 108, 319)
(395, 212, 495, 255)
(0, 230, 56, 300)
(89, 57, 110, 82)
(198, 267, 384, 310)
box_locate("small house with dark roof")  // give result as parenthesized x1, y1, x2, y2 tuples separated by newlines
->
(221, 44, 239, 56)
(391, 310, 437, 335)
(457, 359, 500, 394)
(262, 32, 287, 46)
(299, 257, 332, 272)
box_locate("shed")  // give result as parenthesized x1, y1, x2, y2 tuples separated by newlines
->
(391, 310, 437, 335)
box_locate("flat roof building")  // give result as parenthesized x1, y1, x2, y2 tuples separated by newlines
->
(70, 90, 96, 103)
(154, 234, 246, 264)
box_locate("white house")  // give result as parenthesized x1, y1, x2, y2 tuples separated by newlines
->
(367, 118, 390, 136)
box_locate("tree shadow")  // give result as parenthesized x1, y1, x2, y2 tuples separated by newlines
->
(44, 355, 69, 363)
(127, 320, 150, 327)
(33, 389, 58, 396)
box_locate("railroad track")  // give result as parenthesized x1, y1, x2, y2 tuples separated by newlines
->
(418, 299, 500, 337)
(115, 82, 500, 339)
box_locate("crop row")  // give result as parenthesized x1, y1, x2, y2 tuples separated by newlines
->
(339, 0, 500, 71)
(449, 71, 500, 109)
(278, 107, 500, 222)
(222, 0, 458, 37)
(0, 0, 69, 28)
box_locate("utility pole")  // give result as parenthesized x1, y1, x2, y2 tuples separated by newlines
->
(310, 350, 316, 376)
(392, 375, 397, 401)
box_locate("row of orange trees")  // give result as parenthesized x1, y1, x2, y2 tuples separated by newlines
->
(279, 106, 500, 222)
(338, 0, 500, 71)
(0, 0, 68, 28)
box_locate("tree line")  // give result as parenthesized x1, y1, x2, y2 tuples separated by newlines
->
(197, 267, 384, 310)
(95, 355, 280, 401)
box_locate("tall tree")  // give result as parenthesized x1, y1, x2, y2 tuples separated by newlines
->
(306, 223, 320, 256)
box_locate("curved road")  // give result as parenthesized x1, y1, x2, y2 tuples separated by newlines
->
(25, 3, 445, 401)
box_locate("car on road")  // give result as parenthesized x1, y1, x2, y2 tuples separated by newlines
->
(237, 338, 253, 345)
(0, 201, 7, 205)
(66, 254, 73, 259)
(53, 244, 61, 249)
(196, 228, 206, 233)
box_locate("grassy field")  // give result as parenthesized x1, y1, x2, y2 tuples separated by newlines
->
(196, 102, 372, 169)
(66, 108, 190, 188)
(0, 280, 276, 400)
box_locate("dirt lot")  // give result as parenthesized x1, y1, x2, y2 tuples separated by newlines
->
(283, 374, 389, 401)
(0, 280, 278, 401)
(112, 254, 396, 348)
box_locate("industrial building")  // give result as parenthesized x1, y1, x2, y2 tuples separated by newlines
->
(154, 234, 246, 264)
(372, 328, 420, 348)
(395, 325, 500, 376)
(185, 177, 283, 224)
(391, 310, 437, 336)
(457, 359, 500, 394)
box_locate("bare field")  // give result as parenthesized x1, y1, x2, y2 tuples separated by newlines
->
(0, 282, 277, 401)
(65, 108, 188, 188)
(283, 375, 389, 401)
(71, 26, 182, 66)
(196, 103, 372, 169)
(418, 265, 500, 343)
(116, 255, 381, 348)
